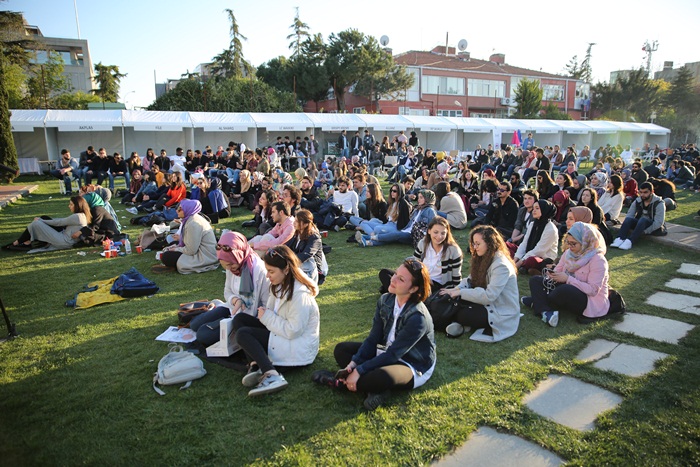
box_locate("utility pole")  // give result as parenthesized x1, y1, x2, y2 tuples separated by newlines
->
(642, 40, 658, 78)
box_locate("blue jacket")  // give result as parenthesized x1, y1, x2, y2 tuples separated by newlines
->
(353, 294, 436, 376)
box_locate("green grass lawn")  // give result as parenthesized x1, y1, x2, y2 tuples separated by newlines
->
(1, 176, 699, 466)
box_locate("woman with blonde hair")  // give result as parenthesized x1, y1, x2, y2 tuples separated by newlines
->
(439, 225, 520, 341)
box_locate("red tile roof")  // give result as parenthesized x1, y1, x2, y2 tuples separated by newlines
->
(394, 50, 570, 80)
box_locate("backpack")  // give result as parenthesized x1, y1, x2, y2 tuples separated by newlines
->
(111, 267, 160, 298)
(607, 288, 627, 315)
(153, 344, 207, 395)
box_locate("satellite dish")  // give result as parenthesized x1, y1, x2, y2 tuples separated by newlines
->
(457, 39, 468, 51)
(380, 35, 390, 47)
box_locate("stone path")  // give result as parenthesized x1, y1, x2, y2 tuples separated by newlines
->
(0, 184, 39, 209)
(437, 426, 564, 467)
(438, 264, 700, 465)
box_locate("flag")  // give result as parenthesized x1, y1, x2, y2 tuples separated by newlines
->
(511, 130, 521, 146)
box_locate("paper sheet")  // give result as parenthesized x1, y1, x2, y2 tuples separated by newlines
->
(155, 326, 196, 343)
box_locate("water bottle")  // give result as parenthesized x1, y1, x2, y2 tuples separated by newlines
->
(124, 238, 132, 254)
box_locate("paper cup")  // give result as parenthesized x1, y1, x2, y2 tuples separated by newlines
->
(321, 230, 328, 238)
(136, 245, 143, 254)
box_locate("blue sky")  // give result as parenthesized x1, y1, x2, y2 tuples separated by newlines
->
(3, 0, 698, 109)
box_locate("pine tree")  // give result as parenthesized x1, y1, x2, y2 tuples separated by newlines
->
(0, 52, 19, 181)
(286, 7, 310, 58)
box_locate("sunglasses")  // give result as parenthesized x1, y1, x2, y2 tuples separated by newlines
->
(390, 189, 398, 193)
(267, 248, 281, 259)
(215, 244, 235, 252)
(497, 188, 508, 192)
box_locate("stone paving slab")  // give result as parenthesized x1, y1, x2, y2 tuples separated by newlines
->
(576, 339, 620, 362)
(647, 292, 700, 316)
(665, 278, 700, 294)
(436, 426, 564, 467)
(651, 223, 700, 255)
(593, 343, 669, 377)
(0, 184, 39, 210)
(523, 375, 623, 432)
(678, 263, 700, 276)
(613, 313, 695, 344)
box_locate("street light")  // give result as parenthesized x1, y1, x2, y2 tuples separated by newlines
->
(122, 90, 136, 110)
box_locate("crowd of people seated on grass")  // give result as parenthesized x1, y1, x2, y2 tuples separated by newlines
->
(7, 136, 699, 407)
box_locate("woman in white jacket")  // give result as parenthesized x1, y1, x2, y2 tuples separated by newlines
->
(189, 232, 270, 346)
(514, 200, 559, 275)
(232, 245, 320, 396)
(598, 174, 624, 222)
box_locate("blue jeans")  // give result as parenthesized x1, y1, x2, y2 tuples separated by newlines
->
(50, 169, 78, 193)
(357, 218, 389, 235)
(108, 172, 130, 190)
(226, 168, 240, 183)
(189, 306, 232, 347)
(522, 168, 537, 183)
(372, 229, 411, 246)
(341, 147, 349, 159)
(617, 217, 653, 244)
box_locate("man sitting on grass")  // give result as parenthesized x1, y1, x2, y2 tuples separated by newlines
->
(611, 182, 666, 251)
(249, 201, 295, 255)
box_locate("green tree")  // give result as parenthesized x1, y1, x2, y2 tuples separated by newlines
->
(211, 9, 251, 80)
(292, 33, 330, 109)
(52, 91, 102, 110)
(25, 51, 72, 108)
(93, 62, 126, 103)
(286, 7, 310, 58)
(0, 51, 19, 181)
(256, 56, 294, 93)
(665, 66, 698, 113)
(513, 78, 543, 118)
(541, 102, 572, 120)
(592, 68, 664, 121)
(564, 55, 582, 79)
(1, 11, 33, 110)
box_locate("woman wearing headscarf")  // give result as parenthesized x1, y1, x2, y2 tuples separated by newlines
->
(78, 188, 121, 245)
(590, 172, 608, 199)
(567, 174, 587, 203)
(514, 199, 559, 274)
(359, 189, 436, 247)
(522, 222, 609, 327)
(189, 232, 270, 346)
(158, 199, 218, 274)
(552, 190, 574, 236)
(206, 177, 230, 224)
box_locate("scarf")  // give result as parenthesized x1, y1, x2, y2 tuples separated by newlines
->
(525, 200, 556, 253)
(217, 231, 255, 295)
(82, 192, 105, 208)
(177, 199, 201, 247)
(239, 170, 252, 193)
(552, 190, 570, 223)
(416, 189, 436, 210)
(208, 178, 228, 212)
(562, 221, 605, 273)
(569, 206, 593, 224)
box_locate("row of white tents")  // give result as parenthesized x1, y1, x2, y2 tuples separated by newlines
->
(11, 109, 670, 168)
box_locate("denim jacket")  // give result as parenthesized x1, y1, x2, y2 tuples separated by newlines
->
(353, 294, 436, 376)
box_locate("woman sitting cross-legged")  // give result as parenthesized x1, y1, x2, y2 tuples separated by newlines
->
(4, 196, 91, 252)
(438, 225, 520, 341)
(189, 232, 270, 346)
(514, 199, 559, 275)
(157, 199, 219, 274)
(312, 258, 435, 411)
(378, 217, 462, 294)
(359, 189, 436, 247)
(523, 221, 609, 327)
(232, 245, 320, 397)
(284, 209, 325, 285)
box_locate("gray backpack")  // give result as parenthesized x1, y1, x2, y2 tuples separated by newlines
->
(153, 344, 206, 395)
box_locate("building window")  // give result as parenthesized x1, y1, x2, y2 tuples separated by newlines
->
(399, 107, 430, 116)
(468, 79, 506, 98)
(542, 84, 564, 101)
(352, 107, 365, 113)
(422, 75, 465, 95)
(437, 109, 463, 117)
(31, 50, 76, 66)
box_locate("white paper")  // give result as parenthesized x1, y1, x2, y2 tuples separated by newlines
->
(155, 326, 196, 343)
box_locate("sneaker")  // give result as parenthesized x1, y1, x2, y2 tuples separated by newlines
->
(610, 237, 623, 248)
(242, 366, 263, 387)
(619, 239, 633, 250)
(333, 225, 341, 232)
(346, 234, 357, 243)
(445, 322, 470, 338)
(521, 296, 533, 309)
(126, 207, 138, 215)
(542, 311, 559, 327)
(355, 231, 364, 243)
(363, 390, 390, 411)
(359, 235, 374, 247)
(311, 369, 345, 389)
(241, 219, 256, 228)
(248, 372, 288, 396)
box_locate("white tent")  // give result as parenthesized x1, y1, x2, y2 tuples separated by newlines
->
(552, 120, 592, 151)
(10, 110, 48, 163)
(634, 123, 670, 149)
(517, 119, 562, 149)
(482, 118, 530, 148)
(356, 114, 413, 143)
(402, 115, 456, 152)
(188, 112, 257, 152)
(45, 109, 123, 161)
(250, 112, 314, 150)
(121, 110, 192, 156)
(445, 117, 494, 153)
(305, 113, 365, 156)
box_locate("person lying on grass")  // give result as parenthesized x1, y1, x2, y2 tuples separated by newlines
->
(312, 258, 435, 411)
(234, 245, 319, 397)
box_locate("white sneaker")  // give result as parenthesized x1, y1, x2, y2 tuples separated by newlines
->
(610, 238, 623, 248)
(248, 373, 288, 396)
(241, 367, 263, 387)
(619, 239, 633, 250)
(445, 322, 471, 338)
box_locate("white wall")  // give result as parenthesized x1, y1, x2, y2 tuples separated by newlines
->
(123, 128, 187, 156)
(56, 130, 123, 157)
(12, 128, 48, 159)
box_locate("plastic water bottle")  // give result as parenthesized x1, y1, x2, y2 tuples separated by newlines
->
(124, 238, 132, 254)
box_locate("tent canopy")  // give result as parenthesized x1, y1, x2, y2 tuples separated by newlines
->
(357, 114, 412, 131)
(444, 117, 493, 133)
(633, 123, 671, 135)
(10, 109, 47, 132)
(188, 112, 256, 132)
(45, 109, 122, 132)
(249, 113, 313, 131)
(518, 119, 561, 134)
(122, 110, 192, 131)
(305, 113, 365, 131)
(402, 115, 455, 133)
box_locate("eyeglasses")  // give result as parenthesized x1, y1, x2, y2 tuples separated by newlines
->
(566, 241, 579, 247)
(471, 242, 484, 249)
(215, 244, 235, 252)
(497, 188, 508, 192)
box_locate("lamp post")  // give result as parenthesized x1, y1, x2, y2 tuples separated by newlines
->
(122, 90, 135, 110)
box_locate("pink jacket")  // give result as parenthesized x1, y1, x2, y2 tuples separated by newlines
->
(554, 252, 609, 318)
(256, 216, 295, 250)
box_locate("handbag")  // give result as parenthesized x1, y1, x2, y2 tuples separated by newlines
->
(424, 292, 461, 332)
(177, 300, 211, 327)
(607, 288, 626, 315)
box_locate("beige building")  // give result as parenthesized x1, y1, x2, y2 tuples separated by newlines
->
(24, 23, 96, 94)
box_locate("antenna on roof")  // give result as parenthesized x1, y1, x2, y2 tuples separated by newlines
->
(380, 35, 390, 47)
(458, 39, 468, 51)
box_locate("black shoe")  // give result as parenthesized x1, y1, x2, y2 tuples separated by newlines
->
(363, 391, 390, 411)
(311, 370, 345, 389)
(347, 234, 357, 243)
(241, 219, 256, 228)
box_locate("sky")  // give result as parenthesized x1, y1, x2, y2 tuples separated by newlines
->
(3, 0, 699, 109)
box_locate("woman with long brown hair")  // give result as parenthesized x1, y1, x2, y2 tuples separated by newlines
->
(438, 225, 520, 342)
(232, 245, 319, 396)
(313, 258, 435, 411)
(285, 209, 325, 285)
(348, 182, 388, 240)
(5, 196, 91, 252)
